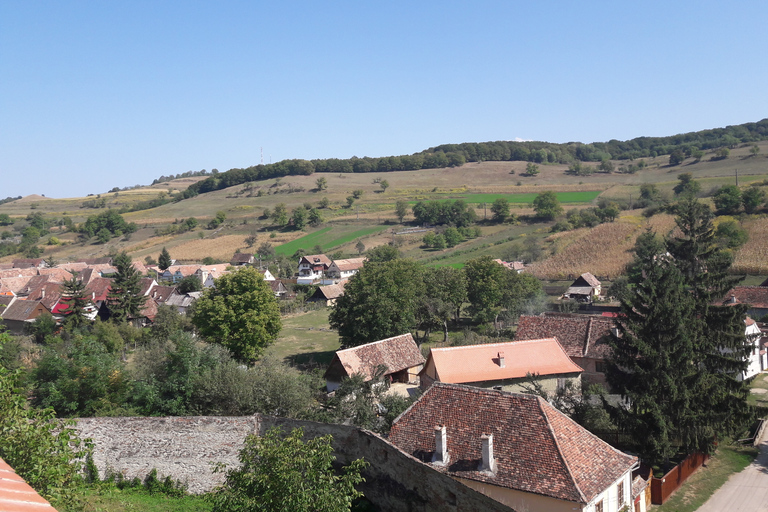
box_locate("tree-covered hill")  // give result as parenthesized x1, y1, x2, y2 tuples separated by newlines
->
(183, 118, 768, 198)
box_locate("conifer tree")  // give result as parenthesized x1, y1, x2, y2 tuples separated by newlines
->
(59, 275, 92, 328)
(107, 252, 147, 323)
(158, 247, 172, 271)
(608, 197, 751, 464)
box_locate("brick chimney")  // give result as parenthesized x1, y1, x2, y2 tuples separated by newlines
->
(498, 351, 505, 368)
(480, 433, 496, 473)
(432, 425, 449, 465)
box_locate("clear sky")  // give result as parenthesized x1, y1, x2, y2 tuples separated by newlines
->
(1, 1, 767, 199)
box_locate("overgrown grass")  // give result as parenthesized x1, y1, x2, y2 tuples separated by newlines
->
(458, 191, 602, 204)
(56, 486, 211, 512)
(748, 373, 768, 408)
(265, 309, 340, 367)
(653, 444, 758, 512)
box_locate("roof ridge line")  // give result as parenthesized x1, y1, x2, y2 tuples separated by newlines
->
(431, 338, 557, 352)
(334, 333, 413, 354)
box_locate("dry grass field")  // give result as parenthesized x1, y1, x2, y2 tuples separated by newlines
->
(3, 140, 768, 269)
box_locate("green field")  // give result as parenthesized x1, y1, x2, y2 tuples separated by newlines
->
(407, 191, 601, 205)
(275, 225, 388, 255)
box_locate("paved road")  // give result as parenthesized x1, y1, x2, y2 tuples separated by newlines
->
(697, 425, 768, 512)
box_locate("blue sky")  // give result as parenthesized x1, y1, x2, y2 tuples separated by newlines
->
(1, 1, 767, 198)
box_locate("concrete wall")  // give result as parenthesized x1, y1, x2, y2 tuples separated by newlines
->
(76, 415, 515, 512)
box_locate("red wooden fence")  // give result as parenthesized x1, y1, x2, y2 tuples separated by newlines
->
(650, 452, 709, 504)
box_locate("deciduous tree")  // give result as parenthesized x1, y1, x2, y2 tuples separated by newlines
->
(532, 191, 563, 220)
(209, 427, 367, 512)
(192, 267, 282, 363)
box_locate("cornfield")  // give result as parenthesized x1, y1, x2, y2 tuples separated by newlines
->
(733, 217, 768, 274)
(170, 233, 295, 261)
(528, 221, 641, 280)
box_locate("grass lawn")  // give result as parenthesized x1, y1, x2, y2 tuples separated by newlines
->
(653, 444, 758, 512)
(748, 373, 768, 408)
(265, 309, 340, 367)
(56, 486, 211, 512)
(274, 225, 389, 256)
(457, 191, 602, 204)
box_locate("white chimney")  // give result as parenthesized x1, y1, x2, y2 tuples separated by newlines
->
(480, 434, 496, 473)
(498, 351, 505, 368)
(432, 425, 449, 465)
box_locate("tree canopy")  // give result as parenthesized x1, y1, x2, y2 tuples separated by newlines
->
(209, 427, 367, 512)
(106, 252, 147, 323)
(192, 267, 282, 363)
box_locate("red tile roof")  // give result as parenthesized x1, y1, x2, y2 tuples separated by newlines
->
(324, 333, 425, 382)
(516, 314, 616, 360)
(722, 286, 768, 308)
(388, 383, 637, 504)
(0, 457, 57, 511)
(422, 338, 582, 384)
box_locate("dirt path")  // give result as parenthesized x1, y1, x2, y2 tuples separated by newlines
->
(696, 425, 768, 512)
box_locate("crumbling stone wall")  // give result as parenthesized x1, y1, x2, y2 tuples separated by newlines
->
(76, 415, 514, 512)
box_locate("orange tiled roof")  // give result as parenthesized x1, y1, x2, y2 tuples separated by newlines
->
(424, 338, 582, 384)
(0, 457, 57, 511)
(388, 383, 637, 504)
(331, 258, 366, 272)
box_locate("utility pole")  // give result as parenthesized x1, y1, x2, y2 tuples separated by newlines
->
(735, 169, 739, 187)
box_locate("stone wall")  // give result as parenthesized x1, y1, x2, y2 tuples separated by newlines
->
(76, 415, 515, 512)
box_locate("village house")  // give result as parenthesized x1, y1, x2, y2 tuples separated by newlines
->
(0, 299, 50, 333)
(722, 286, 768, 319)
(739, 317, 764, 380)
(326, 258, 366, 280)
(164, 290, 203, 314)
(516, 313, 615, 388)
(297, 254, 332, 284)
(324, 333, 425, 392)
(230, 253, 255, 266)
(563, 272, 602, 302)
(389, 383, 639, 512)
(419, 338, 583, 393)
(308, 281, 347, 306)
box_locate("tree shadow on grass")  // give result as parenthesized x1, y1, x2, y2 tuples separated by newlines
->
(285, 349, 336, 370)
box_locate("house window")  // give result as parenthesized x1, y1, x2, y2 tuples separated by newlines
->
(557, 378, 567, 391)
(595, 361, 606, 373)
(595, 499, 604, 512)
(617, 481, 625, 507)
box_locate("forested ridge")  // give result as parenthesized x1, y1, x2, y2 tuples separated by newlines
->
(182, 118, 768, 199)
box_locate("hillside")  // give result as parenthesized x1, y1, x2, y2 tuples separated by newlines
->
(1, 137, 768, 278)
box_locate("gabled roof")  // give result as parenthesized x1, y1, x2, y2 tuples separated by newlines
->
(312, 282, 347, 300)
(298, 254, 332, 267)
(516, 314, 616, 360)
(0, 457, 58, 511)
(11, 258, 43, 269)
(165, 291, 202, 308)
(423, 338, 582, 384)
(324, 333, 425, 382)
(230, 253, 254, 264)
(138, 277, 157, 296)
(14, 275, 50, 296)
(576, 272, 601, 287)
(0, 268, 39, 280)
(78, 257, 113, 265)
(388, 383, 637, 504)
(1, 299, 46, 321)
(26, 282, 63, 310)
(330, 258, 366, 271)
(722, 286, 768, 309)
(148, 285, 176, 303)
(38, 268, 75, 283)
(84, 277, 112, 302)
(164, 265, 201, 277)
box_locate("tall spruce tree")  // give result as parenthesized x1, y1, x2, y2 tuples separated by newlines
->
(107, 252, 147, 323)
(158, 247, 172, 271)
(59, 274, 92, 328)
(608, 197, 751, 465)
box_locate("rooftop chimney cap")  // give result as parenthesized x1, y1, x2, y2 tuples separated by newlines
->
(497, 351, 506, 368)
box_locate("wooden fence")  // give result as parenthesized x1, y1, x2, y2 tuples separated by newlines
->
(650, 452, 709, 504)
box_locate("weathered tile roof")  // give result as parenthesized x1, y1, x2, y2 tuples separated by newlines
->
(722, 286, 768, 308)
(324, 333, 425, 382)
(11, 258, 43, 269)
(148, 285, 176, 303)
(493, 259, 525, 271)
(388, 383, 637, 504)
(579, 272, 601, 287)
(37, 268, 74, 283)
(516, 314, 615, 360)
(331, 258, 366, 272)
(422, 338, 582, 384)
(314, 282, 346, 300)
(0, 299, 45, 321)
(0, 457, 57, 511)
(0, 268, 39, 280)
(299, 254, 332, 267)
(230, 253, 253, 264)
(25, 282, 63, 310)
(84, 277, 112, 302)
